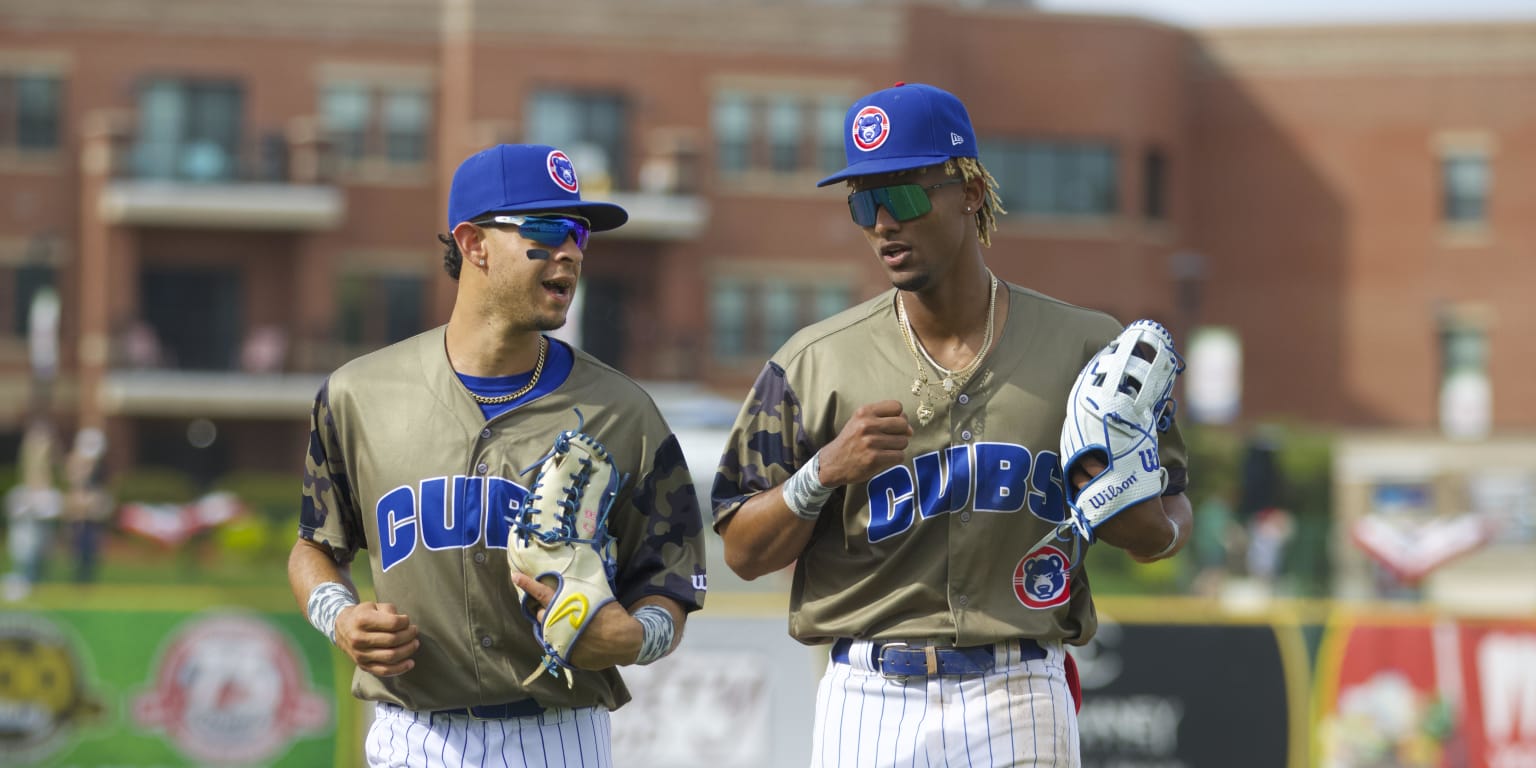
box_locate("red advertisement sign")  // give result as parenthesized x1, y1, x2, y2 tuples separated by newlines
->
(1317, 617, 1536, 767)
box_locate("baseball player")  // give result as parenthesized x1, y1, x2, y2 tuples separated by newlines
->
(712, 83, 1192, 767)
(287, 143, 708, 767)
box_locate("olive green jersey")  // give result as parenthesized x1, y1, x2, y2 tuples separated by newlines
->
(712, 283, 1186, 647)
(299, 327, 707, 712)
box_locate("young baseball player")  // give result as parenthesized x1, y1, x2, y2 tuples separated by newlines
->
(287, 143, 708, 767)
(712, 83, 1193, 766)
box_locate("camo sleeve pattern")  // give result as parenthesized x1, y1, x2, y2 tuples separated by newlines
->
(297, 378, 363, 562)
(710, 361, 813, 528)
(612, 433, 707, 612)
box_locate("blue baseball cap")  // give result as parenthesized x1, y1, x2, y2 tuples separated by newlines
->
(447, 144, 629, 231)
(816, 82, 978, 188)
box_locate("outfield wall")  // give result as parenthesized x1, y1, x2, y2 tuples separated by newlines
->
(2, 590, 1533, 767)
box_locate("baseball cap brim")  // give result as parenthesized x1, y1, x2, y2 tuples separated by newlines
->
(816, 154, 954, 188)
(478, 199, 629, 232)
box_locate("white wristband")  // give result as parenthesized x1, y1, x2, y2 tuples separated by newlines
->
(1150, 517, 1182, 560)
(633, 604, 676, 665)
(307, 581, 358, 645)
(782, 452, 835, 522)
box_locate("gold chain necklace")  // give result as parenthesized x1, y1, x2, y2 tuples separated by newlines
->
(896, 272, 998, 427)
(467, 336, 548, 405)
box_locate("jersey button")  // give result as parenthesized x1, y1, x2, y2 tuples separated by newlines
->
(960, 430, 972, 441)
(481, 428, 492, 439)
(956, 594, 969, 607)
(958, 394, 970, 405)
(476, 462, 489, 474)
(960, 511, 972, 524)
(481, 636, 493, 648)
(473, 552, 486, 564)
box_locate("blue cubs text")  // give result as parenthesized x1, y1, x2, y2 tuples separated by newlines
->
(866, 443, 1066, 543)
(377, 476, 529, 571)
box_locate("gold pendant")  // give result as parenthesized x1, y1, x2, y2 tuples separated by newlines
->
(942, 376, 957, 394)
(911, 378, 924, 397)
(916, 402, 934, 426)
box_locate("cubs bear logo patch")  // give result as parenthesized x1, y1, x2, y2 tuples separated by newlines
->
(1013, 545, 1071, 609)
(547, 150, 580, 193)
(851, 106, 890, 152)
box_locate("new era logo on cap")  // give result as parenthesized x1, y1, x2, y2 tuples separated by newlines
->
(817, 82, 979, 187)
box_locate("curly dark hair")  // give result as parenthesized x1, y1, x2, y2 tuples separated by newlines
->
(438, 233, 462, 280)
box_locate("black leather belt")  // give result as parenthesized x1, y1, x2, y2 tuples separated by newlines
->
(831, 638, 1046, 678)
(430, 699, 545, 720)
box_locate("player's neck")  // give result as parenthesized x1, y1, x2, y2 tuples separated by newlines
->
(445, 315, 545, 377)
(900, 265, 997, 338)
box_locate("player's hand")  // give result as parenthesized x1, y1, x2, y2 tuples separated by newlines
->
(817, 400, 912, 487)
(1074, 454, 1184, 561)
(511, 572, 641, 669)
(335, 602, 420, 677)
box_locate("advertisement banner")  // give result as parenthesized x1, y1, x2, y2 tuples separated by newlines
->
(1073, 616, 1305, 768)
(0, 608, 344, 767)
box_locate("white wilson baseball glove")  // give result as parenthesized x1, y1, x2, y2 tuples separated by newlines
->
(509, 411, 623, 687)
(1060, 319, 1184, 543)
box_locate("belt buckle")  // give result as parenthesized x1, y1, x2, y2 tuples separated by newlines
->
(876, 641, 911, 683)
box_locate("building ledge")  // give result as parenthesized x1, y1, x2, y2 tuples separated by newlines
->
(100, 370, 324, 419)
(100, 180, 345, 230)
(604, 192, 707, 240)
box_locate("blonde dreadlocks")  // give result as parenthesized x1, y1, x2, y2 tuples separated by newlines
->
(946, 157, 1006, 247)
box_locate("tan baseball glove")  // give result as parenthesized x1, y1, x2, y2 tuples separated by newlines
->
(509, 411, 623, 687)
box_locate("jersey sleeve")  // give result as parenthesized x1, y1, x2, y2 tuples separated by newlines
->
(612, 430, 708, 612)
(709, 360, 813, 530)
(297, 378, 365, 562)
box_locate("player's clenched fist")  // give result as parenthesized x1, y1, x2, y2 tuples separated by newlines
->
(335, 602, 420, 677)
(817, 400, 913, 487)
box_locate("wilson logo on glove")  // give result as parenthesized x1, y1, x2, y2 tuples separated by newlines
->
(1058, 319, 1185, 544)
(507, 409, 626, 688)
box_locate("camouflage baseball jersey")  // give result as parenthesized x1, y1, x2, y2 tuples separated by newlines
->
(299, 327, 707, 712)
(713, 282, 1187, 647)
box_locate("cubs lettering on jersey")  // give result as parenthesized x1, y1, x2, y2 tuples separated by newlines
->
(377, 475, 528, 570)
(867, 442, 1067, 543)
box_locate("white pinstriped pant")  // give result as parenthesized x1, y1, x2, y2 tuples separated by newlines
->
(366, 701, 611, 768)
(812, 639, 1081, 768)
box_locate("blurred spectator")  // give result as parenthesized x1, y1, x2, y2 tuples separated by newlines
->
(62, 427, 113, 583)
(1190, 491, 1237, 596)
(4, 419, 63, 600)
(1247, 506, 1296, 587)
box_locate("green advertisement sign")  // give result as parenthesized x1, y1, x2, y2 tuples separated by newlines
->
(0, 602, 354, 767)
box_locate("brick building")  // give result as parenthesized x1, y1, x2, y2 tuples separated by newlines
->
(1, 0, 1532, 482)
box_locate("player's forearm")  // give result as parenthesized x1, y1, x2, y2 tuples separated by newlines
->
(719, 490, 817, 581)
(287, 538, 355, 611)
(1097, 492, 1192, 561)
(570, 596, 686, 668)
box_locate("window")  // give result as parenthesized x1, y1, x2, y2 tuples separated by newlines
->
(981, 139, 1119, 217)
(526, 90, 627, 190)
(1438, 310, 1490, 439)
(320, 83, 432, 170)
(4, 263, 56, 338)
(1143, 148, 1167, 220)
(712, 89, 849, 179)
(1442, 152, 1488, 225)
(338, 272, 425, 351)
(713, 92, 752, 175)
(134, 79, 244, 181)
(0, 74, 63, 151)
(710, 276, 853, 361)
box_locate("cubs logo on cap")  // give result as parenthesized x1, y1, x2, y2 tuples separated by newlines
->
(547, 150, 580, 193)
(851, 106, 890, 152)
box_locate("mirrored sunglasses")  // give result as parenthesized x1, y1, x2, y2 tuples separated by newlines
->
(846, 179, 963, 227)
(474, 214, 592, 249)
